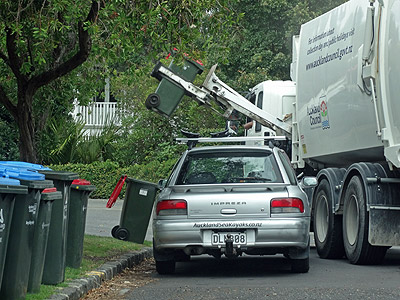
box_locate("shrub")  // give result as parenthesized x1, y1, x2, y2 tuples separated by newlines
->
(49, 158, 177, 199)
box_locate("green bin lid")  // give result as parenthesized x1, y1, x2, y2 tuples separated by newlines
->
(41, 188, 63, 201)
(126, 177, 158, 188)
(39, 170, 79, 181)
(18, 179, 54, 189)
(0, 184, 28, 194)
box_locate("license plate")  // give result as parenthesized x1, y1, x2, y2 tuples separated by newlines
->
(211, 232, 247, 246)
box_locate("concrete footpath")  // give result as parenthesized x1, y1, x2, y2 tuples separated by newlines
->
(48, 199, 153, 300)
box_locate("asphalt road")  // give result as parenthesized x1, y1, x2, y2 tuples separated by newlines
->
(84, 198, 400, 300)
(126, 248, 400, 300)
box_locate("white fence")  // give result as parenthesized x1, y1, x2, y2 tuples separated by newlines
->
(72, 102, 122, 136)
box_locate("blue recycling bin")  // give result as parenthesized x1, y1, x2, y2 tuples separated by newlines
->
(0, 164, 53, 300)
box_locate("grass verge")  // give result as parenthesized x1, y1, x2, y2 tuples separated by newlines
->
(25, 235, 151, 300)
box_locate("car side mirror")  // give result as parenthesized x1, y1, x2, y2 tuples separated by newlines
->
(301, 176, 318, 188)
(158, 179, 167, 189)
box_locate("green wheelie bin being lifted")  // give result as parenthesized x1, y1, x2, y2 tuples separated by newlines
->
(145, 52, 204, 117)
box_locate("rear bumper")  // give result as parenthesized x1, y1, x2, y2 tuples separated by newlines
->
(153, 217, 310, 251)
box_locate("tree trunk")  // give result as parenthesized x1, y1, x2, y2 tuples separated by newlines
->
(16, 93, 37, 163)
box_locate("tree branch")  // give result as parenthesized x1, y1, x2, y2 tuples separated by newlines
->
(6, 27, 28, 84)
(0, 84, 18, 119)
(29, 1, 103, 92)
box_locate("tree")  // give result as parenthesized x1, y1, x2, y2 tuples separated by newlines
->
(0, 0, 236, 163)
(216, 0, 347, 91)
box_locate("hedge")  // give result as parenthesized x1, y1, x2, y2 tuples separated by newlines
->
(49, 159, 177, 199)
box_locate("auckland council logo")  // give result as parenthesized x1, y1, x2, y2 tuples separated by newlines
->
(307, 96, 330, 130)
(320, 99, 330, 130)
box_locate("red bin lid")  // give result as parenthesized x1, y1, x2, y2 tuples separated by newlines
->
(72, 179, 91, 185)
(42, 187, 57, 193)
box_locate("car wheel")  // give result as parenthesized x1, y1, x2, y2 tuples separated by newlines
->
(155, 260, 176, 275)
(343, 175, 388, 264)
(313, 179, 345, 258)
(291, 257, 309, 273)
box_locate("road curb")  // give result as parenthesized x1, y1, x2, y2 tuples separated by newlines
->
(47, 247, 153, 300)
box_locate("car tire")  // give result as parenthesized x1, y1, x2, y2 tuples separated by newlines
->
(343, 175, 388, 265)
(155, 260, 176, 275)
(291, 257, 309, 273)
(313, 179, 345, 259)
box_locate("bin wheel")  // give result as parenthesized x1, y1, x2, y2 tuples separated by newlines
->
(111, 225, 120, 238)
(115, 227, 129, 240)
(145, 93, 160, 109)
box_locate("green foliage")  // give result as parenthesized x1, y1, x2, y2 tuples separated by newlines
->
(0, 0, 237, 162)
(49, 157, 178, 199)
(38, 116, 120, 165)
(0, 106, 19, 160)
(216, 0, 347, 92)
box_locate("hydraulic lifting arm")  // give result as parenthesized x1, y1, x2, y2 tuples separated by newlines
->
(149, 63, 292, 136)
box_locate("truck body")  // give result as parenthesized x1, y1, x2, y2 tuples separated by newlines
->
(293, 0, 394, 169)
(248, 0, 400, 265)
(147, 0, 400, 265)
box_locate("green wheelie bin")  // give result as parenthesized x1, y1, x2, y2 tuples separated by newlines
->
(112, 178, 158, 244)
(146, 56, 204, 117)
(39, 170, 78, 285)
(0, 174, 53, 300)
(66, 179, 96, 268)
(27, 187, 62, 293)
(0, 177, 27, 290)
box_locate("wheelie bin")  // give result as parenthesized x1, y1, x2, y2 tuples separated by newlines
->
(0, 177, 27, 290)
(39, 170, 78, 285)
(0, 171, 53, 300)
(28, 187, 62, 293)
(66, 179, 96, 268)
(111, 178, 158, 244)
(146, 56, 204, 117)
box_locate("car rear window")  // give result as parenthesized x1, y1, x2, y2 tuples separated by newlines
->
(176, 150, 283, 185)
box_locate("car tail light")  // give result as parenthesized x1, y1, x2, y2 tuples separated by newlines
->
(271, 198, 304, 213)
(156, 200, 187, 216)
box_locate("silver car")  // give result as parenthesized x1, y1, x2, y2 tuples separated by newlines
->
(152, 143, 316, 274)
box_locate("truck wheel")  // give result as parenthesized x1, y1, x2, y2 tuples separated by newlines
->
(343, 175, 388, 264)
(155, 260, 176, 274)
(313, 179, 345, 258)
(291, 257, 309, 273)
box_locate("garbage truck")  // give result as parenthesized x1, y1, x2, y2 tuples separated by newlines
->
(147, 0, 400, 265)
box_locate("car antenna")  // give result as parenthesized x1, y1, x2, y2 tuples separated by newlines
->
(180, 129, 200, 150)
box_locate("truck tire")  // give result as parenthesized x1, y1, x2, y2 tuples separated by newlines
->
(343, 175, 388, 264)
(313, 179, 345, 258)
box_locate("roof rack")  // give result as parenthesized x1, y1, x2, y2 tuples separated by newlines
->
(175, 136, 288, 149)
